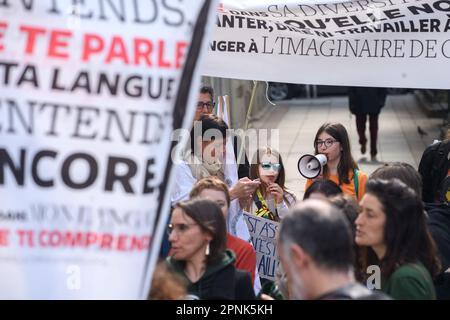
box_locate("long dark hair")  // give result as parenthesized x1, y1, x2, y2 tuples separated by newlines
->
(249, 147, 295, 204)
(314, 123, 358, 185)
(358, 179, 441, 281)
(175, 199, 227, 265)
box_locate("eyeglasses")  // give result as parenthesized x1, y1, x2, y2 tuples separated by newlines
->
(197, 101, 214, 110)
(260, 162, 281, 171)
(167, 223, 198, 236)
(315, 139, 338, 148)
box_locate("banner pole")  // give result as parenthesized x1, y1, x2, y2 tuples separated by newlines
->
(237, 81, 259, 167)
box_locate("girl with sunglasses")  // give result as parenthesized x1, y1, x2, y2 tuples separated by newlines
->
(305, 122, 368, 201)
(246, 148, 296, 221)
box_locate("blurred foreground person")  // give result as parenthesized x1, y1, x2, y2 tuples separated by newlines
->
(356, 179, 441, 299)
(279, 199, 389, 300)
(166, 199, 255, 300)
(148, 262, 187, 300)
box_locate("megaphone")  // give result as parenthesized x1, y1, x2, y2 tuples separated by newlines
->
(297, 154, 327, 179)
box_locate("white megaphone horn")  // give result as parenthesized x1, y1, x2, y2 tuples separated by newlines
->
(297, 154, 327, 179)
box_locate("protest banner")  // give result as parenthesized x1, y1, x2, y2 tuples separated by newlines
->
(243, 212, 280, 281)
(0, 0, 216, 299)
(204, 0, 450, 89)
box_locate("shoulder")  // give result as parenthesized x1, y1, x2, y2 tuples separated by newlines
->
(174, 160, 194, 178)
(227, 234, 255, 253)
(390, 263, 430, 278)
(354, 169, 368, 188)
(170, 160, 196, 204)
(355, 169, 368, 180)
(318, 283, 390, 300)
(421, 140, 444, 160)
(305, 179, 313, 188)
(283, 188, 297, 204)
(384, 263, 436, 299)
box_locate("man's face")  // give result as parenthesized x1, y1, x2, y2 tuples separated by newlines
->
(195, 93, 214, 121)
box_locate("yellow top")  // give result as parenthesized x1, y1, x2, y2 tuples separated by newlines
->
(305, 170, 368, 201)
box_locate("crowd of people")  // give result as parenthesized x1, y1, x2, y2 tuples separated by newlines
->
(149, 85, 450, 300)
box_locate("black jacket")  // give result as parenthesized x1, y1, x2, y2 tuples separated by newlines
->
(425, 203, 450, 300)
(426, 203, 450, 271)
(419, 140, 450, 203)
(166, 250, 255, 300)
(348, 87, 387, 115)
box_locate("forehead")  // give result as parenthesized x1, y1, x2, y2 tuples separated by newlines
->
(198, 188, 227, 202)
(199, 92, 212, 102)
(260, 153, 279, 163)
(171, 207, 196, 224)
(318, 132, 335, 141)
(361, 193, 384, 212)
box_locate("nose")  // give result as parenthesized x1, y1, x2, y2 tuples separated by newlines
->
(168, 229, 178, 242)
(355, 213, 364, 227)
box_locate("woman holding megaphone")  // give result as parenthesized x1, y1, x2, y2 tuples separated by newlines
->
(304, 123, 368, 201)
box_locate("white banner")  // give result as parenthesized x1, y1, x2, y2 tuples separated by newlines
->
(243, 213, 280, 281)
(0, 0, 216, 299)
(204, 0, 450, 89)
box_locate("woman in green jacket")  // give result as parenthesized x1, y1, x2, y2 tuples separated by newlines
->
(355, 179, 441, 299)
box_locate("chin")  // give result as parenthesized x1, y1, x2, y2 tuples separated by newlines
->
(355, 237, 365, 246)
(172, 252, 185, 260)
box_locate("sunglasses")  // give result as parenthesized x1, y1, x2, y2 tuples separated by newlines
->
(260, 162, 281, 171)
(166, 223, 197, 236)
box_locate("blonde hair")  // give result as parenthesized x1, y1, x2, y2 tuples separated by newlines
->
(148, 262, 187, 300)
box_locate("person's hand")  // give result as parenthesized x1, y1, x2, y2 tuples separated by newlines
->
(267, 183, 284, 204)
(238, 197, 252, 212)
(229, 177, 260, 201)
(311, 172, 324, 182)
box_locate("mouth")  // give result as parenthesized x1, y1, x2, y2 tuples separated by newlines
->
(355, 230, 364, 237)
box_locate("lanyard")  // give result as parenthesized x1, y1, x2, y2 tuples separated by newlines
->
(254, 189, 279, 221)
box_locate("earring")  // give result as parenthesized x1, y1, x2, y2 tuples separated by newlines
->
(205, 242, 210, 256)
